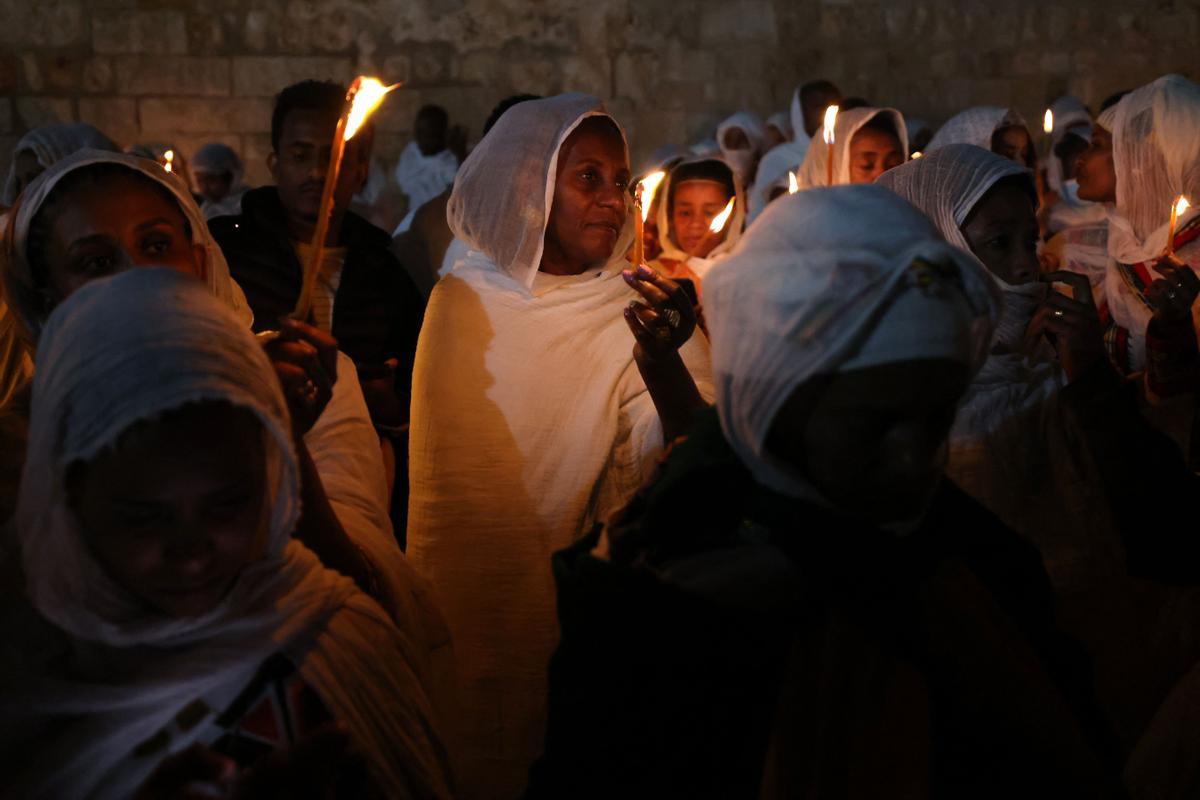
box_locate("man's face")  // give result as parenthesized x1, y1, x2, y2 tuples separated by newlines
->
(268, 108, 370, 227)
(415, 114, 447, 157)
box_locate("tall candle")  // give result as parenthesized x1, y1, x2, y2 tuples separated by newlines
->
(823, 105, 839, 187)
(1166, 195, 1191, 257)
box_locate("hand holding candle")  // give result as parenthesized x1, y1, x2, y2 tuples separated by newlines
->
(823, 105, 839, 187)
(293, 76, 399, 321)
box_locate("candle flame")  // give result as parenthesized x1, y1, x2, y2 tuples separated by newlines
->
(163, 149, 174, 173)
(344, 78, 400, 141)
(1044, 109, 1054, 135)
(911, 151, 923, 159)
(1176, 196, 1191, 217)
(788, 171, 799, 194)
(822, 105, 839, 146)
(638, 170, 666, 223)
(709, 197, 735, 234)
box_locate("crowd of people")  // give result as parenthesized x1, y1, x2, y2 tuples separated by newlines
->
(0, 68, 1198, 798)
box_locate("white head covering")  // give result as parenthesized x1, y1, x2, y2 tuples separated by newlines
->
(1101, 74, 1200, 265)
(3, 149, 253, 343)
(766, 111, 794, 142)
(2, 123, 116, 205)
(654, 156, 747, 273)
(393, 140, 459, 236)
(447, 92, 631, 289)
(927, 106, 1034, 163)
(704, 185, 998, 500)
(191, 142, 243, 185)
(4, 268, 450, 798)
(1045, 96, 1093, 195)
(748, 142, 806, 224)
(795, 107, 909, 190)
(789, 87, 812, 148)
(716, 111, 768, 186)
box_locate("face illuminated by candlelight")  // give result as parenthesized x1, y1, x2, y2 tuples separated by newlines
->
(672, 180, 734, 257)
(541, 116, 630, 276)
(1074, 126, 1116, 203)
(848, 116, 904, 184)
(991, 125, 1033, 167)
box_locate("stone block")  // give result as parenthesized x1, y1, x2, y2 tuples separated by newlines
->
(231, 57, 352, 97)
(243, 8, 282, 52)
(382, 55, 413, 85)
(78, 97, 140, 147)
(139, 97, 274, 134)
(0, 100, 12, 135)
(700, 0, 778, 45)
(93, 10, 188, 55)
(0, 57, 17, 93)
(83, 58, 115, 94)
(116, 57, 232, 97)
(0, 1, 86, 48)
(15, 97, 74, 129)
(240, 133, 275, 187)
(187, 12, 233, 54)
(20, 55, 84, 93)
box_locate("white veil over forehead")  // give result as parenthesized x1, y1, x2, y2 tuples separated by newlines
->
(4, 149, 253, 343)
(1103, 74, 1200, 264)
(926, 106, 1031, 155)
(5, 267, 451, 799)
(446, 92, 634, 289)
(704, 185, 998, 501)
(795, 107, 908, 189)
(2, 123, 117, 206)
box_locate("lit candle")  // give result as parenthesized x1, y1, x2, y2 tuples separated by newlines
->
(686, 196, 736, 260)
(294, 76, 399, 320)
(788, 170, 799, 194)
(1166, 195, 1192, 256)
(633, 170, 666, 267)
(1043, 108, 1054, 136)
(911, 151, 923, 159)
(163, 149, 174, 173)
(823, 105, 839, 186)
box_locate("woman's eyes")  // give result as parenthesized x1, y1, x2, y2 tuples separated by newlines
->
(76, 252, 118, 276)
(141, 234, 173, 256)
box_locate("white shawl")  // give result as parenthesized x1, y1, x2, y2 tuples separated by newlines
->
(410, 92, 713, 797)
(927, 106, 1031, 157)
(705, 185, 997, 502)
(1, 268, 450, 798)
(1099, 75, 1200, 372)
(795, 107, 908, 190)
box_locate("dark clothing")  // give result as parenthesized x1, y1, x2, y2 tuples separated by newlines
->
(529, 409, 1122, 799)
(208, 186, 425, 430)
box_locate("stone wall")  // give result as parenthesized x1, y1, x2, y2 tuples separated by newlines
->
(1, 0, 1196, 187)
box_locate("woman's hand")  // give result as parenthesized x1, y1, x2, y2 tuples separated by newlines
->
(1145, 254, 1200, 326)
(622, 265, 697, 361)
(1027, 271, 1107, 381)
(263, 319, 339, 435)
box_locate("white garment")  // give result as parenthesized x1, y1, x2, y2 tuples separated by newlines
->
(654, 156, 747, 267)
(766, 111, 793, 142)
(1099, 75, 1200, 372)
(926, 106, 1031, 158)
(3, 268, 450, 798)
(2, 123, 116, 205)
(716, 111, 767, 187)
(748, 141, 808, 224)
(200, 189, 245, 221)
(192, 142, 249, 222)
(439, 236, 468, 278)
(393, 141, 459, 235)
(293, 242, 347, 334)
(704, 184, 998, 502)
(795, 107, 909, 189)
(410, 92, 714, 798)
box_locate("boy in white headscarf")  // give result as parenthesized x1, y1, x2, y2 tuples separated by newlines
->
(408, 92, 712, 798)
(0, 267, 450, 798)
(648, 156, 745, 292)
(715, 111, 767, 188)
(529, 185, 1119, 798)
(192, 142, 249, 220)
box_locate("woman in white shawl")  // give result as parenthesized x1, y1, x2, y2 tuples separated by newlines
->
(191, 142, 250, 221)
(877, 144, 1122, 590)
(0, 152, 450, 670)
(408, 92, 712, 797)
(794, 106, 907, 190)
(648, 156, 746, 293)
(926, 106, 1037, 169)
(0, 267, 450, 798)
(1075, 74, 1200, 386)
(715, 111, 767, 188)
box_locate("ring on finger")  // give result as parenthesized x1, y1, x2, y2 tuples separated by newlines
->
(661, 308, 682, 329)
(1053, 309, 1064, 318)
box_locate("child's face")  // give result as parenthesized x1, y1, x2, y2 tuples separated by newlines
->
(68, 403, 268, 618)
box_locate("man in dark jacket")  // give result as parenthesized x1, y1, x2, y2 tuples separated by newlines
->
(210, 80, 424, 437)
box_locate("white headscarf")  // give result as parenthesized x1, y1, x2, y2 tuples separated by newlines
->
(716, 111, 767, 186)
(927, 106, 1033, 164)
(654, 156, 747, 277)
(795, 107, 908, 189)
(4, 149, 253, 343)
(191, 142, 248, 221)
(2, 123, 116, 206)
(748, 142, 806, 224)
(413, 92, 713, 797)
(875, 145, 1065, 438)
(1103, 74, 1200, 265)
(766, 111, 794, 142)
(704, 185, 998, 501)
(2, 267, 450, 798)
(1045, 96, 1093, 197)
